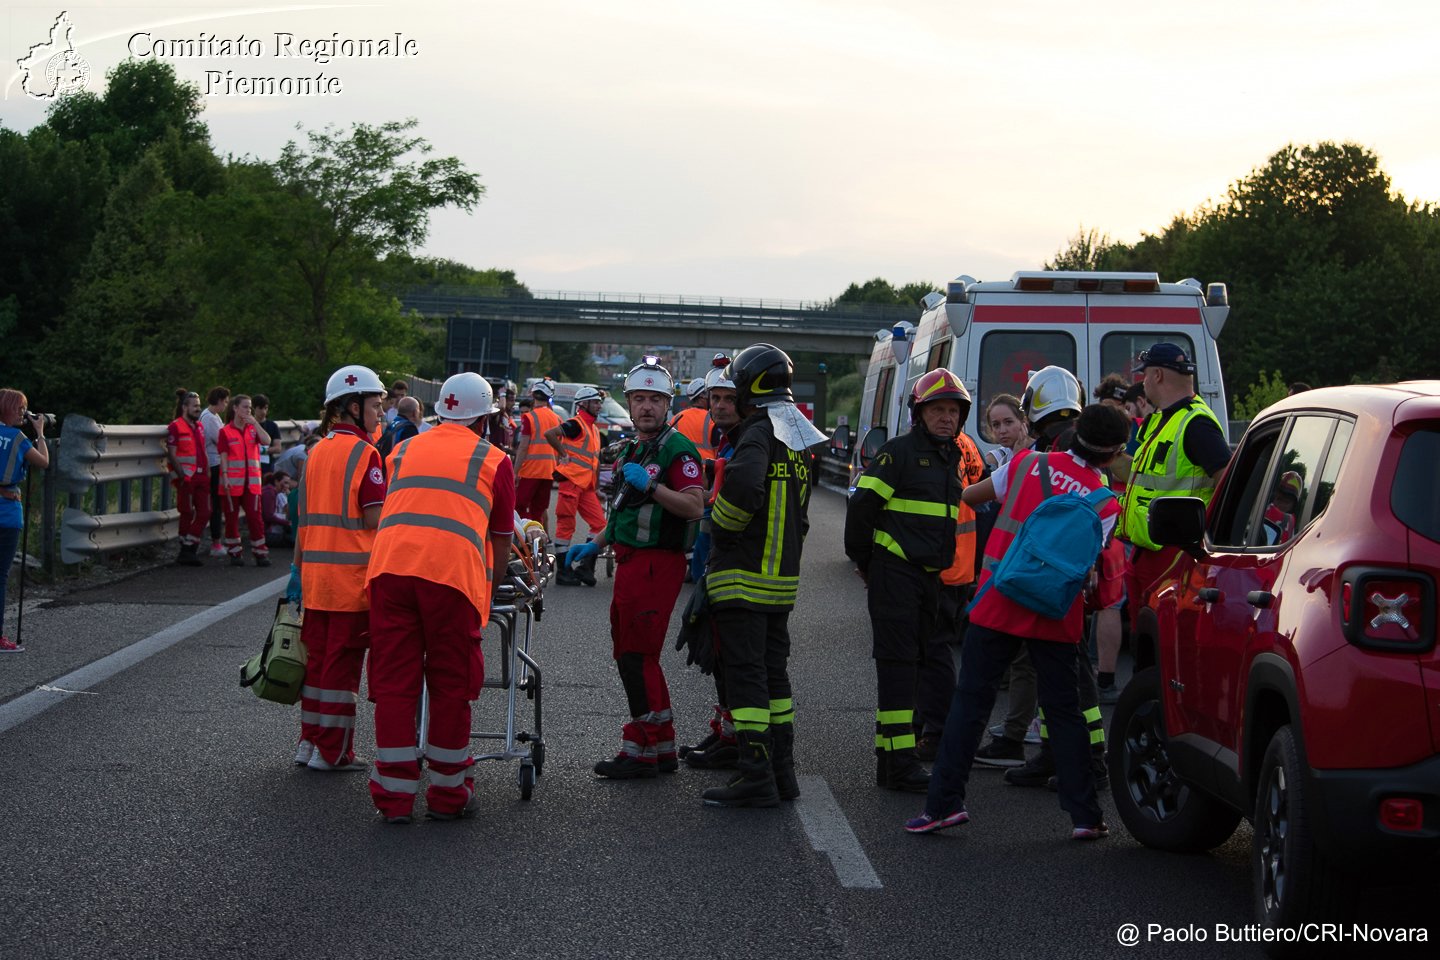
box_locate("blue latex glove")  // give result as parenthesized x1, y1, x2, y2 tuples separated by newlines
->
(286, 563, 303, 604)
(567, 542, 600, 567)
(622, 461, 654, 493)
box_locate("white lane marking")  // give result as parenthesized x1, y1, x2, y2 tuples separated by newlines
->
(0, 576, 287, 734)
(794, 774, 883, 889)
(36, 685, 98, 696)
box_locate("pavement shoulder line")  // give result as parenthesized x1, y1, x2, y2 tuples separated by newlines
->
(794, 774, 883, 890)
(0, 576, 288, 735)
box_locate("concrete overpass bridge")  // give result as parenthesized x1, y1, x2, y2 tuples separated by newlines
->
(397, 287, 918, 379)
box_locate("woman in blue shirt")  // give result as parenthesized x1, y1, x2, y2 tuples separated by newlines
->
(1, 388, 50, 653)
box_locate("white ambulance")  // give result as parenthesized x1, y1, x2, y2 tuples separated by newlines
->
(836, 271, 1230, 483)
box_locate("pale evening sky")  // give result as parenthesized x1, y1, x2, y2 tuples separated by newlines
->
(4, 1, 1438, 301)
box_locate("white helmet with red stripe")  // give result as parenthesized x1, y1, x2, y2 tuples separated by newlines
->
(436, 372, 498, 425)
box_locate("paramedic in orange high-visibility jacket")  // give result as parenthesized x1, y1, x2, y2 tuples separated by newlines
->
(366, 372, 515, 824)
(903, 403, 1131, 840)
(293, 365, 388, 773)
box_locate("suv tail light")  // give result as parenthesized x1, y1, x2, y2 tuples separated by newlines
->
(1340, 567, 1436, 653)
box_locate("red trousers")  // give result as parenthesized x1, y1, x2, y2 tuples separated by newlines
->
(174, 480, 211, 546)
(610, 547, 685, 763)
(1124, 544, 1184, 626)
(299, 609, 370, 766)
(515, 477, 553, 525)
(554, 479, 605, 548)
(367, 574, 485, 819)
(221, 492, 268, 558)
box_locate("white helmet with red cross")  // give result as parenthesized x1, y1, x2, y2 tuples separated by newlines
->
(324, 364, 385, 405)
(436, 372, 498, 425)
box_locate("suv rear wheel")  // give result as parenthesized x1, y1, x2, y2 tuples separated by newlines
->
(1253, 725, 1355, 940)
(1108, 666, 1242, 852)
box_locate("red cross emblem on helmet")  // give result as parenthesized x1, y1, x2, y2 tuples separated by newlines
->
(345, 374, 358, 386)
(444, 393, 460, 411)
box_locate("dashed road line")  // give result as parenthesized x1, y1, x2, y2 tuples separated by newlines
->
(794, 774, 883, 889)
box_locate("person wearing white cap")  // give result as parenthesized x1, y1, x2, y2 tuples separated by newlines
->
(671, 376, 715, 461)
(364, 372, 516, 823)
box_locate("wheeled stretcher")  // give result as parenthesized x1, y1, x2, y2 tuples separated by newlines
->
(417, 532, 552, 800)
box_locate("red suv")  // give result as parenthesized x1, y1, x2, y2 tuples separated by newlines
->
(1108, 383, 1440, 945)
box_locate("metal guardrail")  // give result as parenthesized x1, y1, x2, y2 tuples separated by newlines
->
(47, 416, 316, 566)
(816, 449, 852, 493)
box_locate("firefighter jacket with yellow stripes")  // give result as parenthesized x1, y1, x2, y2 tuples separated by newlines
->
(707, 410, 811, 611)
(845, 427, 959, 574)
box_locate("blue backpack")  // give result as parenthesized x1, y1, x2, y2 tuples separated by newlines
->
(969, 452, 1116, 621)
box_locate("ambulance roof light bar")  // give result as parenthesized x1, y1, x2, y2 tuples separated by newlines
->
(1011, 271, 1161, 294)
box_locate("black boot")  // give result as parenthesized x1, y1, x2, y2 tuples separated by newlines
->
(1005, 741, 1056, 788)
(573, 550, 598, 587)
(702, 731, 780, 808)
(176, 544, 202, 567)
(685, 732, 738, 770)
(883, 748, 930, 793)
(554, 551, 582, 586)
(770, 724, 799, 801)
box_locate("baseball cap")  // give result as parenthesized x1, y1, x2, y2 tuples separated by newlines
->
(1133, 342, 1197, 376)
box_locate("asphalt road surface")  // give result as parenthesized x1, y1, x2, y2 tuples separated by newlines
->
(1, 488, 1433, 960)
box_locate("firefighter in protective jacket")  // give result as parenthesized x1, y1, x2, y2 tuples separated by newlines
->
(700, 343, 824, 808)
(845, 369, 969, 793)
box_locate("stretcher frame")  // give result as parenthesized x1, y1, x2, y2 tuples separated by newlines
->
(417, 537, 551, 800)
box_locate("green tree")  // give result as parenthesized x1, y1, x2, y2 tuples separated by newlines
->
(1078, 142, 1440, 405)
(47, 59, 209, 174)
(1232, 369, 1290, 420)
(538, 341, 597, 383)
(1044, 226, 1114, 271)
(832, 277, 939, 309)
(272, 119, 485, 368)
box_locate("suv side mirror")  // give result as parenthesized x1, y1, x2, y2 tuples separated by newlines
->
(1148, 497, 1207, 553)
(829, 424, 851, 459)
(860, 426, 887, 468)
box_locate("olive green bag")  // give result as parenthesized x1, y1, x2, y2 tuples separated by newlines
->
(240, 600, 307, 705)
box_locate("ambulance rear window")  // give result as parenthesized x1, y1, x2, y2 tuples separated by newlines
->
(1101, 333, 1195, 383)
(979, 331, 1075, 412)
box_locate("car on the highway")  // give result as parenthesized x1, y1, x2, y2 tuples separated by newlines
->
(1109, 381, 1440, 953)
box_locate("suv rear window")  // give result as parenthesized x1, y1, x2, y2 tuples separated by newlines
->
(1392, 428, 1440, 542)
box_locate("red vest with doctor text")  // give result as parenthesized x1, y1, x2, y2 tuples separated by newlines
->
(969, 450, 1119, 643)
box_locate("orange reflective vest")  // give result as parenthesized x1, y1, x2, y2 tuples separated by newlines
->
(218, 423, 261, 496)
(555, 413, 600, 489)
(940, 432, 986, 587)
(298, 431, 379, 612)
(672, 406, 715, 460)
(367, 423, 507, 623)
(517, 406, 562, 479)
(168, 417, 203, 482)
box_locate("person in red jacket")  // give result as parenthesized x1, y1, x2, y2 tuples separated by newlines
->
(216, 394, 273, 567)
(904, 403, 1131, 840)
(165, 389, 210, 567)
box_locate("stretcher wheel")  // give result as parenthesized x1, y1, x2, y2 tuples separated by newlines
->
(519, 761, 536, 800)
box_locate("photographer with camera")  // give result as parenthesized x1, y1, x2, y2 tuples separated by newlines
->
(567, 356, 705, 779)
(1, 389, 50, 653)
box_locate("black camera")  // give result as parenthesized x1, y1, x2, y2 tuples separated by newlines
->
(20, 410, 53, 440)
